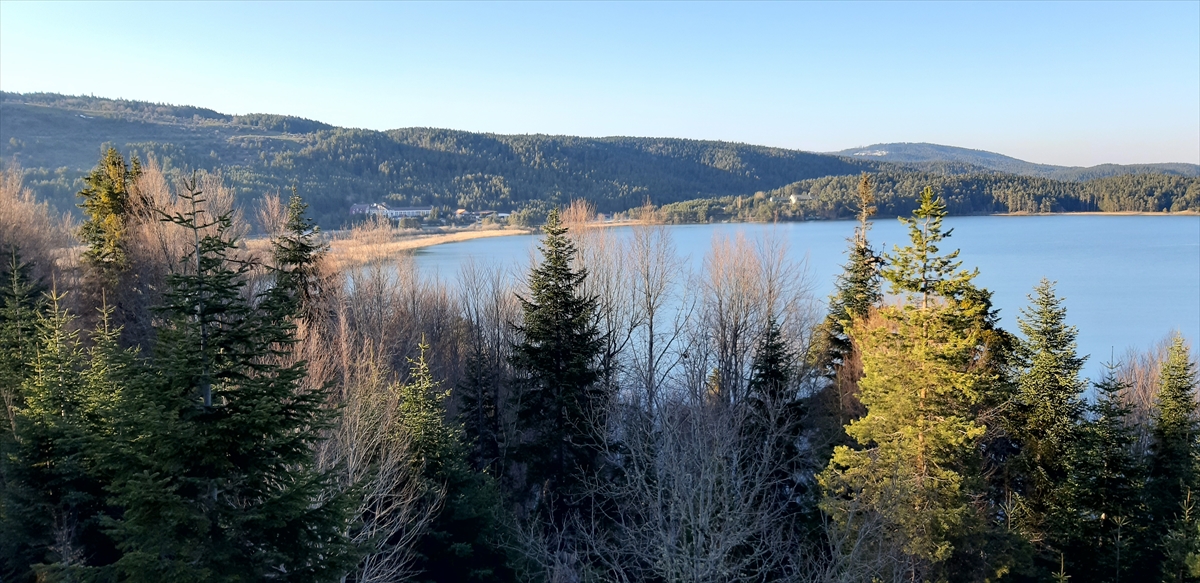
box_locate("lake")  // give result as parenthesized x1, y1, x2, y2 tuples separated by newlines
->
(411, 215, 1200, 379)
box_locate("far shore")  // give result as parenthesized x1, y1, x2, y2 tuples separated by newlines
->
(256, 210, 1197, 268)
(326, 227, 534, 269)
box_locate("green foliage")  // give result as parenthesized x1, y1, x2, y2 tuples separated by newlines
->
(1007, 280, 1089, 564)
(400, 347, 515, 583)
(100, 186, 354, 581)
(819, 191, 1002, 580)
(882, 186, 978, 308)
(1148, 336, 1200, 579)
(512, 209, 606, 524)
(77, 147, 139, 271)
(1074, 364, 1148, 583)
(269, 190, 327, 321)
(817, 174, 882, 373)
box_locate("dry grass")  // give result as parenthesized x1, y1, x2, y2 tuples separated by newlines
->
(316, 224, 534, 270)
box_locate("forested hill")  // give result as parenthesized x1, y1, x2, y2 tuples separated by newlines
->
(2, 92, 882, 225)
(836, 142, 1200, 181)
(3, 92, 1197, 228)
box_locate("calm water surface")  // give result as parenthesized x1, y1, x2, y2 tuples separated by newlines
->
(412, 216, 1200, 379)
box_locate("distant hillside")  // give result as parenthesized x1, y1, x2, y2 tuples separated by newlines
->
(2, 92, 1195, 228)
(836, 142, 1200, 181)
(1, 92, 884, 226)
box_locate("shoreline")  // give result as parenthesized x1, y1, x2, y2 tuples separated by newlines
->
(326, 227, 534, 268)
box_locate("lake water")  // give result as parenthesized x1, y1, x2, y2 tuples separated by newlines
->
(412, 216, 1200, 379)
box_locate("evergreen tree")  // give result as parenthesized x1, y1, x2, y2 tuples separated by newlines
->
(745, 318, 812, 539)
(1007, 279, 1088, 571)
(1148, 336, 1200, 582)
(1075, 363, 1147, 583)
(511, 208, 605, 526)
(459, 345, 501, 474)
(819, 173, 882, 373)
(1, 297, 129, 581)
(819, 188, 1001, 581)
(77, 147, 139, 273)
(269, 189, 327, 322)
(0, 247, 44, 434)
(399, 346, 514, 583)
(101, 186, 354, 582)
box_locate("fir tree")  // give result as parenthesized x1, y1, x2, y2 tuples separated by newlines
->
(2, 296, 128, 581)
(0, 247, 45, 434)
(511, 208, 605, 525)
(820, 189, 999, 581)
(819, 173, 882, 373)
(269, 189, 327, 322)
(1008, 279, 1088, 569)
(1075, 363, 1147, 583)
(102, 185, 354, 582)
(399, 346, 514, 583)
(1148, 335, 1200, 581)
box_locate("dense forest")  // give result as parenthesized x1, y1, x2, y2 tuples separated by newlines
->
(656, 170, 1200, 223)
(2, 152, 1198, 582)
(837, 142, 1200, 181)
(3, 92, 1197, 230)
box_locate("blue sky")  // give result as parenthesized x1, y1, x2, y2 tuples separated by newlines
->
(1, 1, 1197, 166)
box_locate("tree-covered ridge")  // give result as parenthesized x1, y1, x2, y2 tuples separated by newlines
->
(655, 170, 1200, 223)
(4, 92, 1197, 230)
(838, 142, 1200, 181)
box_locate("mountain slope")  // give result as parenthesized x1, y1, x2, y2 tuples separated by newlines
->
(1, 92, 884, 225)
(836, 142, 1200, 181)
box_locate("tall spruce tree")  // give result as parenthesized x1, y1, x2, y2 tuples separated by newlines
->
(819, 188, 1001, 581)
(1074, 363, 1148, 583)
(1148, 335, 1200, 582)
(511, 208, 605, 525)
(101, 186, 353, 582)
(1008, 279, 1089, 572)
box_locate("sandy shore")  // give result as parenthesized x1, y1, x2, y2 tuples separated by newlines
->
(327, 228, 534, 268)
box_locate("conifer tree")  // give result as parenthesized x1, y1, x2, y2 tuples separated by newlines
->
(77, 147, 139, 273)
(819, 173, 882, 373)
(819, 188, 999, 581)
(1007, 279, 1088, 568)
(512, 208, 605, 525)
(1074, 363, 1147, 583)
(399, 346, 514, 583)
(102, 185, 354, 582)
(1, 296, 129, 581)
(0, 247, 44, 434)
(1148, 335, 1200, 581)
(269, 189, 327, 322)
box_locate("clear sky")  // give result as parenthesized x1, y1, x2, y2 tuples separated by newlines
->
(1, 1, 1197, 167)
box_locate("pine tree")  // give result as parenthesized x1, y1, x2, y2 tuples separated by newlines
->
(399, 346, 514, 583)
(101, 185, 354, 582)
(1008, 279, 1088, 568)
(819, 188, 999, 581)
(1148, 335, 1200, 582)
(1074, 363, 1147, 583)
(512, 208, 605, 525)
